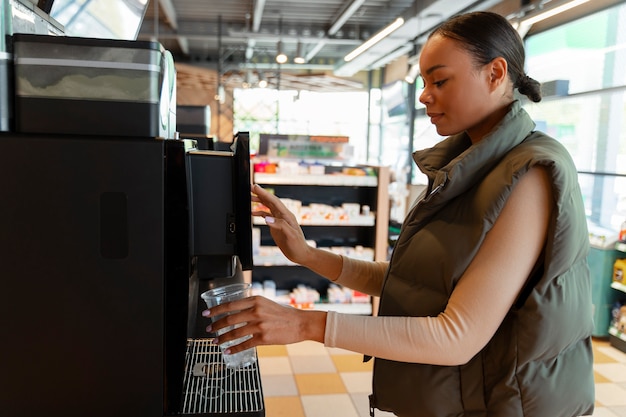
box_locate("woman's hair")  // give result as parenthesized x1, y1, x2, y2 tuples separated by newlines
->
(429, 11, 542, 103)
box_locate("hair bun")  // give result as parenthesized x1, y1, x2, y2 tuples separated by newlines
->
(518, 74, 542, 103)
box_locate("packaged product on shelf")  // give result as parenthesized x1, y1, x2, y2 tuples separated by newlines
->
(251, 281, 264, 296)
(256, 246, 290, 266)
(253, 160, 277, 173)
(327, 284, 353, 304)
(351, 290, 370, 303)
(340, 245, 375, 261)
(252, 227, 261, 257)
(342, 167, 367, 176)
(308, 162, 325, 175)
(276, 160, 300, 175)
(289, 285, 320, 309)
(614, 259, 625, 284)
(342, 203, 360, 218)
(612, 302, 626, 333)
(263, 280, 277, 299)
(280, 198, 302, 217)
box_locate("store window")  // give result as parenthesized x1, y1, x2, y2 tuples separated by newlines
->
(234, 88, 370, 162)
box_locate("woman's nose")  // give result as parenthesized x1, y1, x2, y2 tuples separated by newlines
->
(419, 88, 431, 105)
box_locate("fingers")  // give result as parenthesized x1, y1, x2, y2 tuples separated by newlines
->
(251, 207, 295, 229)
(201, 298, 260, 353)
(202, 297, 252, 320)
(202, 297, 256, 334)
(251, 184, 285, 213)
(201, 295, 298, 353)
(251, 209, 271, 218)
(212, 319, 258, 354)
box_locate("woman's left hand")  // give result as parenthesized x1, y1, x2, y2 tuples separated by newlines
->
(201, 295, 327, 354)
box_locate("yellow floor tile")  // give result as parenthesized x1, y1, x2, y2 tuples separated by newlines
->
(258, 345, 289, 357)
(593, 340, 618, 364)
(593, 349, 618, 364)
(295, 373, 347, 395)
(594, 370, 611, 383)
(263, 396, 305, 417)
(331, 354, 374, 372)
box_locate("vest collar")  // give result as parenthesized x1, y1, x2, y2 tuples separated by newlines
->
(413, 100, 536, 204)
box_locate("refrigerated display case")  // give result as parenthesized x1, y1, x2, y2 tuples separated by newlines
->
(588, 228, 622, 337)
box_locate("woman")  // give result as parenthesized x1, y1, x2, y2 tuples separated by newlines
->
(203, 11, 594, 416)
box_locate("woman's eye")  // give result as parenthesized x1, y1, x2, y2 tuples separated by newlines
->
(434, 79, 447, 87)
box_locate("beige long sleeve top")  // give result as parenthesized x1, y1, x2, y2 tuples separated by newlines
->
(323, 252, 526, 366)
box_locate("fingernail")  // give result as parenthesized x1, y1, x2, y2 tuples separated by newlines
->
(223, 349, 231, 355)
(213, 337, 219, 344)
(202, 310, 210, 317)
(205, 325, 212, 332)
(265, 216, 275, 224)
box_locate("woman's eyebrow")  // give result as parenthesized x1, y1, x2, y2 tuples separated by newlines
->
(424, 64, 446, 75)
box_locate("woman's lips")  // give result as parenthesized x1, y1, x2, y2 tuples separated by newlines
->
(427, 112, 443, 124)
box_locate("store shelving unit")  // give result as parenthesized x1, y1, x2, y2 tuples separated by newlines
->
(252, 166, 389, 315)
(608, 242, 626, 353)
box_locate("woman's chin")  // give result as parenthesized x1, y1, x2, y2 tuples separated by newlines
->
(435, 126, 461, 137)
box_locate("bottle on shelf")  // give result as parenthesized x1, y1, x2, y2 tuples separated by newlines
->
(619, 218, 626, 243)
(614, 258, 626, 285)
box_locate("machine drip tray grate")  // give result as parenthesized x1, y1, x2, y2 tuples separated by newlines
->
(182, 338, 264, 416)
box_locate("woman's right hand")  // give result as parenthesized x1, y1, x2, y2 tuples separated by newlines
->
(251, 184, 314, 266)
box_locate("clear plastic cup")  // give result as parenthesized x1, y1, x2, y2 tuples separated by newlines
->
(200, 283, 257, 369)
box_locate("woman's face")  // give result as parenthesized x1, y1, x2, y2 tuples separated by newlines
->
(418, 34, 506, 142)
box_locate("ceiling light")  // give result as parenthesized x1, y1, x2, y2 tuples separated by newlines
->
(521, 0, 590, 26)
(243, 70, 252, 88)
(215, 85, 225, 104)
(368, 43, 413, 70)
(344, 17, 405, 62)
(294, 42, 305, 64)
(258, 72, 268, 88)
(275, 41, 288, 64)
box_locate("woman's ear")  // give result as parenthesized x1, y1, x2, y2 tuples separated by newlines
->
(488, 57, 508, 91)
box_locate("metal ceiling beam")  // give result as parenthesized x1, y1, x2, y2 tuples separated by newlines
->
(157, 0, 178, 29)
(151, 0, 188, 54)
(225, 31, 362, 46)
(177, 36, 189, 55)
(328, 0, 368, 35)
(246, 0, 268, 60)
(305, 0, 367, 63)
(252, 0, 267, 32)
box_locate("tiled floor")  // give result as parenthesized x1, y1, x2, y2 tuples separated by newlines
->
(257, 338, 626, 417)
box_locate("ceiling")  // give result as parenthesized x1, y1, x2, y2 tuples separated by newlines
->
(138, 0, 503, 76)
(135, 0, 622, 91)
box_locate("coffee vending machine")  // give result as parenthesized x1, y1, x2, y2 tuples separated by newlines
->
(0, 32, 264, 417)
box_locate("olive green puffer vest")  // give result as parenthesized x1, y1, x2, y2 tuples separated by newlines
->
(371, 101, 595, 417)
